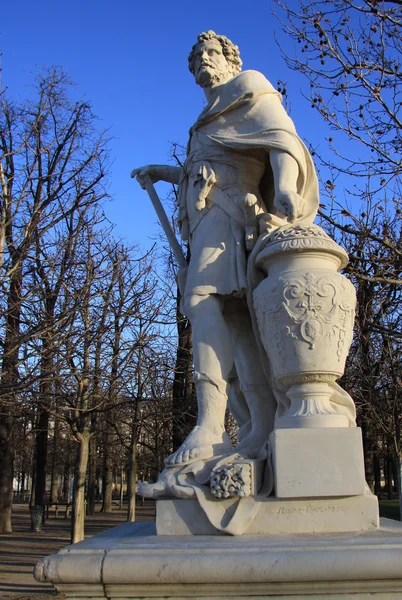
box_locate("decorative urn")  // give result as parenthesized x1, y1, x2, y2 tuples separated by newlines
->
(253, 224, 356, 429)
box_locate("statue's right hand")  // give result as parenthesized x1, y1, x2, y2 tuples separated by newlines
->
(130, 165, 161, 189)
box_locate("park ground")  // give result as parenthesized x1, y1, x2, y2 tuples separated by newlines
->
(0, 502, 156, 600)
(0, 500, 398, 600)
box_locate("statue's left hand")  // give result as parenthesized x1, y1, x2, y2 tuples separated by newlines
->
(274, 190, 304, 223)
(130, 165, 161, 189)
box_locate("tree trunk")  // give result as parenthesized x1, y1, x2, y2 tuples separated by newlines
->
(373, 454, 381, 498)
(29, 447, 37, 508)
(171, 287, 196, 452)
(397, 453, 402, 522)
(0, 419, 14, 533)
(360, 417, 375, 492)
(392, 457, 399, 494)
(49, 473, 59, 504)
(50, 417, 60, 503)
(34, 335, 55, 515)
(34, 408, 49, 514)
(20, 469, 26, 499)
(119, 469, 124, 510)
(62, 448, 71, 503)
(127, 437, 137, 522)
(0, 267, 23, 533)
(86, 435, 97, 516)
(71, 436, 90, 544)
(101, 431, 113, 513)
(386, 457, 393, 500)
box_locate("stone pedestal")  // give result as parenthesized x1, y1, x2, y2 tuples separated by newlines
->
(270, 427, 366, 498)
(156, 494, 379, 535)
(35, 519, 402, 599)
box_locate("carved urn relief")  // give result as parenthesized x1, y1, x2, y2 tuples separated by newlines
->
(253, 225, 356, 429)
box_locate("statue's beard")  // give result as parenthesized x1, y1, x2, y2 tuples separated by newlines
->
(196, 65, 229, 88)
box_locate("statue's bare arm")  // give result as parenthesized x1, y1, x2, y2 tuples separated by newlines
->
(269, 150, 304, 223)
(130, 165, 182, 189)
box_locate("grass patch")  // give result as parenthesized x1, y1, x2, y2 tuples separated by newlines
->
(379, 499, 400, 521)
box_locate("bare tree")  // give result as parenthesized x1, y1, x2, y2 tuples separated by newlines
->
(54, 230, 159, 542)
(99, 245, 159, 517)
(30, 204, 100, 523)
(274, 0, 402, 285)
(0, 68, 109, 533)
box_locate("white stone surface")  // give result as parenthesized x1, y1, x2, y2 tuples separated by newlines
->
(271, 427, 366, 498)
(35, 519, 402, 599)
(156, 493, 378, 535)
(253, 225, 357, 430)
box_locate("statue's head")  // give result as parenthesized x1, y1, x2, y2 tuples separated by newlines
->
(188, 30, 242, 88)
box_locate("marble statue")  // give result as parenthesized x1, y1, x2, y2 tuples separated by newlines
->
(131, 31, 361, 529)
(32, 32, 391, 600)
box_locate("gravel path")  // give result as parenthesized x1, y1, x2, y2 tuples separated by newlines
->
(0, 502, 155, 600)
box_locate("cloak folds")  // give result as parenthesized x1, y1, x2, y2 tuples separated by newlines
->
(177, 69, 320, 240)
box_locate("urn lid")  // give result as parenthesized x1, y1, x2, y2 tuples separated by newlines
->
(256, 223, 349, 268)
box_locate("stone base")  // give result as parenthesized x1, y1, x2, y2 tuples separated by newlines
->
(156, 494, 379, 535)
(270, 427, 366, 498)
(35, 519, 402, 599)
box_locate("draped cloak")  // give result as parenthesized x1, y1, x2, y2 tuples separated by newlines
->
(177, 69, 319, 241)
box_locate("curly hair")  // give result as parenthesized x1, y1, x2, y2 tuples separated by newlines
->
(188, 30, 242, 77)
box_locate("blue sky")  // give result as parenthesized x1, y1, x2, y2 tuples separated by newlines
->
(2, 0, 328, 252)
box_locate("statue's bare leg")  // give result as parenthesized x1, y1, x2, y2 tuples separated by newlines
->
(165, 293, 233, 467)
(224, 298, 276, 457)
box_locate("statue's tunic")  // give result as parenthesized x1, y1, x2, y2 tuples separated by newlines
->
(177, 70, 319, 299)
(184, 133, 266, 297)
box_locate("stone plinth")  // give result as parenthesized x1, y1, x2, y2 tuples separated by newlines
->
(35, 520, 402, 599)
(270, 427, 366, 498)
(156, 494, 378, 535)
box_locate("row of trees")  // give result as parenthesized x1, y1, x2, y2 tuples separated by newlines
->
(0, 69, 196, 540)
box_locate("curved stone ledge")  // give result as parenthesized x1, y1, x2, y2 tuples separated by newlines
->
(35, 520, 402, 598)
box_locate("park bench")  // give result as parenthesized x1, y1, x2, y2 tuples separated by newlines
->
(46, 502, 71, 519)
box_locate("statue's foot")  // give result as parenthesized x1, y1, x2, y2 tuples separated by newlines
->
(165, 426, 233, 467)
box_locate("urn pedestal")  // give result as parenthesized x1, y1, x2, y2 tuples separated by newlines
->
(270, 427, 366, 498)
